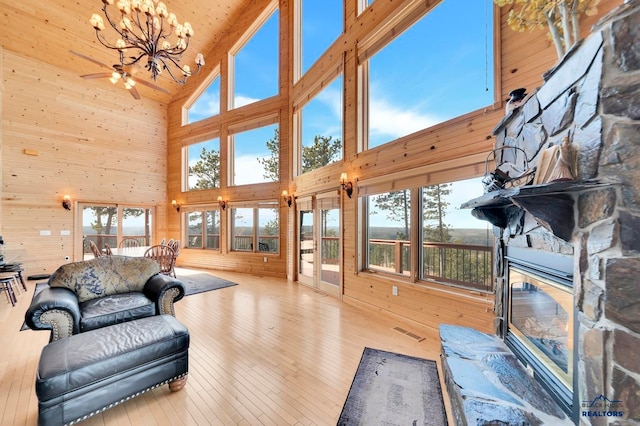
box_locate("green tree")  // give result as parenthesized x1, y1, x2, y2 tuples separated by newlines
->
(301, 135, 342, 173)
(257, 128, 342, 179)
(189, 147, 220, 189)
(374, 190, 411, 240)
(422, 184, 452, 243)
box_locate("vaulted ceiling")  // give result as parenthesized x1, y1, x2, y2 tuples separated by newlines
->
(0, 0, 252, 102)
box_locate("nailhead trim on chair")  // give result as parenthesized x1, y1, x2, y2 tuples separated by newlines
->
(39, 309, 74, 341)
(159, 287, 180, 316)
(64, 373, 188, 426)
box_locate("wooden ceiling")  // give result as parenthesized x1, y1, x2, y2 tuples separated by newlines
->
(0, 0, 252, 102)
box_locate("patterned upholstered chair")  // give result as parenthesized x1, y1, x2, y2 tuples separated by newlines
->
(25, 256, 185, 341)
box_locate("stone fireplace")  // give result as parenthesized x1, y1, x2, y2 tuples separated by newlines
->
(442, 2, 640, 424)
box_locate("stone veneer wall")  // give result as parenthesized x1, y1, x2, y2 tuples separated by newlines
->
(491, 2, 640, 424)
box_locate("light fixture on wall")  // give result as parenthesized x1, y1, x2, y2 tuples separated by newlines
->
(89, 0, 205, 85)
(340, 173, 353, 198)
(282, 190, 293, 207)
(171, 199, 180, 212)
(62, 195, 72, 211)
(217, 196, 227, 211)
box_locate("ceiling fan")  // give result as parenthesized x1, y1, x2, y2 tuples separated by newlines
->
(70, 50, 169, 99)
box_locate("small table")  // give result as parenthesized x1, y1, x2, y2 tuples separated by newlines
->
(110, 246, 151, 257)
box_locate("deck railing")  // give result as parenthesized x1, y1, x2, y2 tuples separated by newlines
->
(84, 235, 149, 253)
(368, 239, 493, 293)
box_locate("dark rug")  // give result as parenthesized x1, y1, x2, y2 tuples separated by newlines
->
(178, 272, 238, 296)
(338, 347, 447, 426)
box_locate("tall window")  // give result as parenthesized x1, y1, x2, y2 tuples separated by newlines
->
(361, 0, 494, 149)
(186, 209, 221, 249)
(230, 4, 279, 109)
(420, 177, 493, 292)
(186, 137, 220, 191)
(297, 0, 343, 78)
(298, 74, 343, 175)
(361, 176, 493, 292)
(231, 204, 279, 253)
(366, 190, 411, 276)
(229, 123, 279, 186)
(80, 204, 153, 258)
(185, 72, 221, 124)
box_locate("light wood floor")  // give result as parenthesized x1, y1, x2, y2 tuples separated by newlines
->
(0, 268, 452, 425)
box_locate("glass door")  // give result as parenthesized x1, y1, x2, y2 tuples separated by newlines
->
(296, 194, 342, 297)
(297, 197, 315, 286)
(77, 203, 154, 260)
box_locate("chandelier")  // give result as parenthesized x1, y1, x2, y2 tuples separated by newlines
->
(89, 0, 205, 85)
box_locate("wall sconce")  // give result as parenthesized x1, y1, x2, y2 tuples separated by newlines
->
(62, 195, 72, 210)
(217, 196, 227, 211)
(282, 190, 293, 207)
(340, 172, 353, 198)
(171, 200, 180, 213)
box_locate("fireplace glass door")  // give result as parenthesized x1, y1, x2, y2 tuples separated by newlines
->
(508, 267, 573, 391)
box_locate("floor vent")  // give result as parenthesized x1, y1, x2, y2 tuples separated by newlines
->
(393, 326, 425, 342)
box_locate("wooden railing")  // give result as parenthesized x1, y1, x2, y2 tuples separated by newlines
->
(233, 235, 279, 252)
(368, 239, 494, 293)
(84, 235, 149, 253)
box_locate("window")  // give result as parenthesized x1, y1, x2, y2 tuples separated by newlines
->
(186, 137, 220, 191)
(229, 123, 279, 186)
(298, 74, 343, 175)
(185, 72, 221, 124)
(361, 176, 493, 292)
(80, 204, 153, 258)
(360, 0, 494, 149)
(365, 190, 411, 276)
(420, 177, 493, 291)
(297, 0, 343, 78)
(230, 4, 279, 109)
(186, 209, 221, 249)
(231, 203, 279, 253)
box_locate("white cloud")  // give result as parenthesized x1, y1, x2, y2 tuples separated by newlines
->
(188, 90, 220, 120)
(234, 95, 261, 108)
(369, 95, 441, 140)
(232, 154, 272, 186)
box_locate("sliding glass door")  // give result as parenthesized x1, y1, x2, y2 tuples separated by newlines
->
(77, 203, 154, 259)
(296, 194, 341, 298)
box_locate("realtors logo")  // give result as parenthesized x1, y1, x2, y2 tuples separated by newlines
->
(581, 395, 624, 418)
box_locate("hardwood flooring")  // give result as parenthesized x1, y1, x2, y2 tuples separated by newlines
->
(0, 268, 452, 425)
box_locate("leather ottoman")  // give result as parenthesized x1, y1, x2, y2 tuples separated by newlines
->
(35, 314, 189, 426)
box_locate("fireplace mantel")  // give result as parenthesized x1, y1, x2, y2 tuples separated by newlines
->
(461, 179, 611, 242)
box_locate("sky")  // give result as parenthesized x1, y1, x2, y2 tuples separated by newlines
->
(185, 0, 495, 229)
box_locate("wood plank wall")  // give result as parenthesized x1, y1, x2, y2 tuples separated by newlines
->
(1, 51, 168, 274)
(166, 0, 621, 333)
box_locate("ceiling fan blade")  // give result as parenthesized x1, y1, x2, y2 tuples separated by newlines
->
(69, 50, 113, 70)
(80, 73, 113, 79)
(128, 85, 141, 100)
(133, 78, 170, 94)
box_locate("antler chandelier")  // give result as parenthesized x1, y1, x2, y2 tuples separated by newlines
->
(90, 0, 204, 84)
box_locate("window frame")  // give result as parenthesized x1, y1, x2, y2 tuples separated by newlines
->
(228, 201, 280, 254)
(356, 0, 501, 151)
(228, 0, 280, 111)
(184, 207, 223, 250)
(181, 64, 222, 125)
(182, 131, 222, 193)
(357, 155, 492, 292)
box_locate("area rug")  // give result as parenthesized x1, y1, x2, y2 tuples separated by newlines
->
(178, 272, 238, 296)
(338, 347, 447, 426)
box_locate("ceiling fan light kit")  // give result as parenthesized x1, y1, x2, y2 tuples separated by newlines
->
(88, 0, 204, 89)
